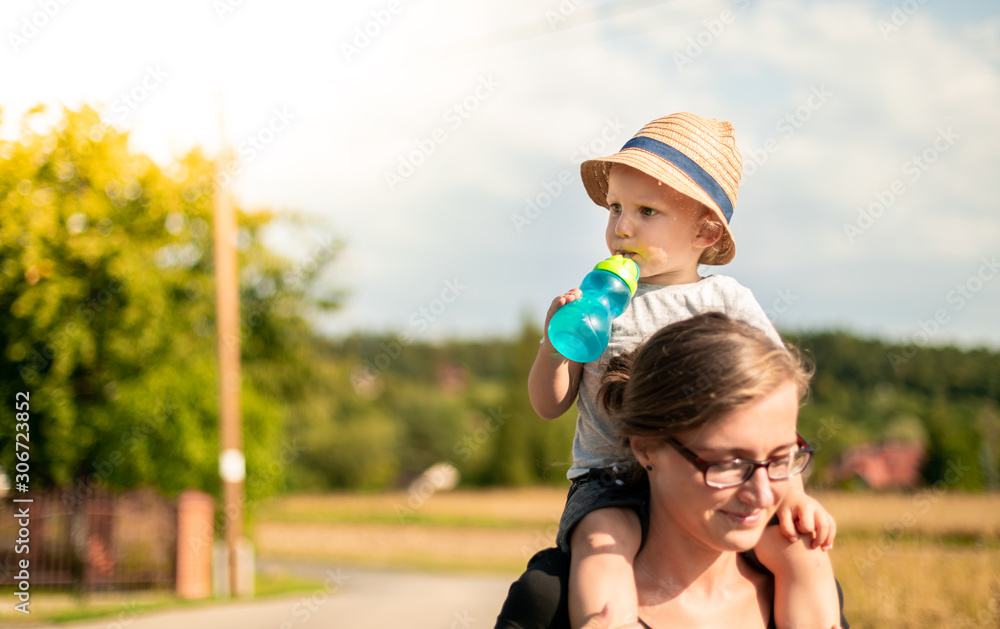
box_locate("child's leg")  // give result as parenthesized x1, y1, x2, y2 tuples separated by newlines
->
(567, 506, 642, 629)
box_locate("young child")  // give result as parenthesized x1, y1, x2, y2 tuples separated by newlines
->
(528, 112, 837, 628)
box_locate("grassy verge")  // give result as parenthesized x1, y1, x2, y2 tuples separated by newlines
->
(0, 570, 327, 625)
(4, 489, 997, 628)
(253, 488, 1000, 629)
(832, 538, 1000, 628)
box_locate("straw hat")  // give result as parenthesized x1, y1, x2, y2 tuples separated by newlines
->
(581, 112, 743, 265)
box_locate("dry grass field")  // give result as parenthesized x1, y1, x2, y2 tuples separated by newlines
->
(253, 488, 1000, 628)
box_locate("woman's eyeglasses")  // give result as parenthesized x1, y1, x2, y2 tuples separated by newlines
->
(665, 434, 814, 489)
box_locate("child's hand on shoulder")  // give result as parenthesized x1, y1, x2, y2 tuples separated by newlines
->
(752, 513, 825, 577)
(580, 604, 644, 629)
(776, 490, 836, 551)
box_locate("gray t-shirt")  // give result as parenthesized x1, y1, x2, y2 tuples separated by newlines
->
(568, 274, 783, 479)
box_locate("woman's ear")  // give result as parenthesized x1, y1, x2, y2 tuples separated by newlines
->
(630, 435, 656, 468)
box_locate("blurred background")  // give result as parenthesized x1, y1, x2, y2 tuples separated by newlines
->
(0, 0, 998, 627)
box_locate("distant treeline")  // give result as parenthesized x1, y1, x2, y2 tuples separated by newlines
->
(283, 325, 1000, 492)
(10, 105, 994, 514)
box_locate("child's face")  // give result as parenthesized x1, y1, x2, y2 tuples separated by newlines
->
(605, 164, 710, 286)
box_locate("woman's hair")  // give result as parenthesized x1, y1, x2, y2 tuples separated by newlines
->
(599, 312, 813, 444)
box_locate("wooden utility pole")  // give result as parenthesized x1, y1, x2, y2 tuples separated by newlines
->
(213, 153, 245, 597)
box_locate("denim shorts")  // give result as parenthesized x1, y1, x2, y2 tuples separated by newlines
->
(555, 466, 649, 554)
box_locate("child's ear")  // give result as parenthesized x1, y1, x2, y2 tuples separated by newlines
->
(693, 213, 723, 249)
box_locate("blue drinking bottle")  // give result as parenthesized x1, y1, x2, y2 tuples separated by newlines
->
(547, 255, 640, 363)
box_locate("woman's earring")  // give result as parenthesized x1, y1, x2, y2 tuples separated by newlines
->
(645, 464, 653, 471)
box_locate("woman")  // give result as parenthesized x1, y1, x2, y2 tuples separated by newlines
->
(496, 313, 846, 629)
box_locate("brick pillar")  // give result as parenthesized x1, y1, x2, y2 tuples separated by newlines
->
(176, 489, 215, 599)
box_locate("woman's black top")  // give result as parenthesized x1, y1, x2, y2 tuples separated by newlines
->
(493, 546, 848, 629)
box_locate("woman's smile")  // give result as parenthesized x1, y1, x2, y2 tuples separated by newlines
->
(719, 508, 764, 527)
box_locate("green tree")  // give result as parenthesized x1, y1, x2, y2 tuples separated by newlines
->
(975, 401, 1000, 491)
(0, 104, 340, 506)
(484, 319, 576, 485)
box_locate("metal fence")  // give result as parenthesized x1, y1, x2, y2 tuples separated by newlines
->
(0, 486, 178, 591)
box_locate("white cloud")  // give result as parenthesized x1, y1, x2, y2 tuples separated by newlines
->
(3, 0, 998, 345)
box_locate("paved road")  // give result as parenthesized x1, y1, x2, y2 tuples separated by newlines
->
(29, 558, 519, 629)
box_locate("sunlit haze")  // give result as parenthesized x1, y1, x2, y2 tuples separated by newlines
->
(3, 0, 999, 347)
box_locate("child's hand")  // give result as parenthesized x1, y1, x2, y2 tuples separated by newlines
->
(545, 289, 582, 325)
(776, 491, 836, 551)
(580, 604, 644, 629)
(541, 289, 582, 348)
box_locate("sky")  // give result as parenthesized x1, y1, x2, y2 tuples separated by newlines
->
(2, 0, 999, 349)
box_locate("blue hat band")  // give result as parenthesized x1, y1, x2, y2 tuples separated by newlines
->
(620, 136, 734, 223)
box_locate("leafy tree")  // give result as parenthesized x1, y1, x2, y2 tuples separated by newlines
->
(482, 319, 576, 485)
(0, 104, 340, 506)
(280, 325, 999, 491)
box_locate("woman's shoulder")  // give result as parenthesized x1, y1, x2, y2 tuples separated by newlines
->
(740, 549, 772, 575)
(494, 548, 571, 629)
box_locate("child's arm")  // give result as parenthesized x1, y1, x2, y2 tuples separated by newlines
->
(569, 507, 642, 629)
(528, 289, 585, 419)
(754, 482, 841, 629)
